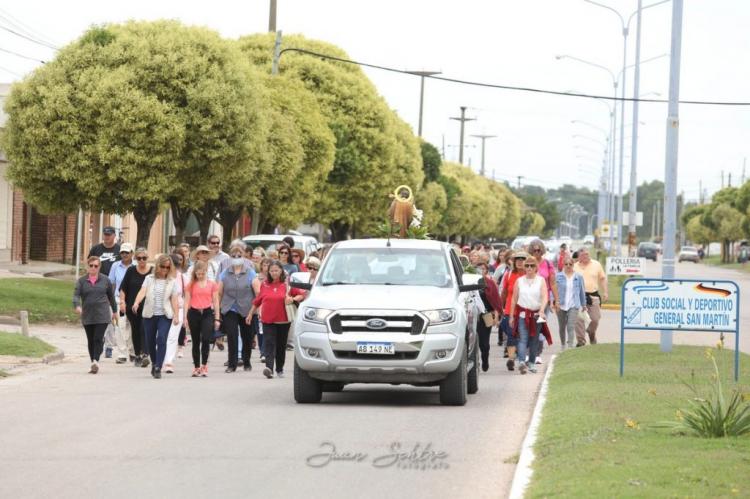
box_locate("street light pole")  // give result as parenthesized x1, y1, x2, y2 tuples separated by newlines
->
(407, 70, 441, 137)
(661, 0, 684, 352)
(470, 134, 497, 177)
(628, 1, 644, 256)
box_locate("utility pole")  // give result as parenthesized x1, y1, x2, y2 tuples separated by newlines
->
(441, 134, 445, 159)
(728, 172, 732, 187)
(516, 176, 524, 189)
(721, 170, 725, 188)
(407, 70, 441, 137)
(660, 0, 684, 353)
(650, 203, 656, 240)
(627, 0, 643, 257)
(449, 106, 475, 165)
(268, 0, 277, 32)
(742, 157, 747, 184)
(470, 134, 497, 177)
(492, 168, 496, 181)
(698, 180, 703, 204)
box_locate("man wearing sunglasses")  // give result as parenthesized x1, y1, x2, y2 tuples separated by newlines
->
(573, 248, 608, 346)
(208, 234, 230, 268)
(106, 243, 135, 363)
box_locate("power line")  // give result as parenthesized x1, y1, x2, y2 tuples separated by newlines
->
(0, 8, 59, 47)
(0, 46, 45, 63)
(0, 24, 58, 50)
(278, 47, 750, 107)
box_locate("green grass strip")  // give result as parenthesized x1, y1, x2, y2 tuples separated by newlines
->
(0, 278, 77, 323)
(527, 344, 750, 498)
(0, 331, 57, 357)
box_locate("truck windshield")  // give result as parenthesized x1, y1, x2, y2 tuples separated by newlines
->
(319, 248, 452, 287)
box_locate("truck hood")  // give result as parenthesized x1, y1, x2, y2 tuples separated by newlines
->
(306, 284, 457, 312)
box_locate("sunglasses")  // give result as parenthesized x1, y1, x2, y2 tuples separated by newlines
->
(531, 248, 542, 253)
(564, 262, 574, 266)
(88, 264, 100, 268)
(279, 251, 289, 255)
(308, 266, 319, 271)
(209, 241, 220, 246)
(159, 265, 171, 269)
(136, 256, 148, 261)
(524, 264, 537, 269)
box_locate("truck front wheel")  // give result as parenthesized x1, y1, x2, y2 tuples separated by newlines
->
(294, 359, 322, 403)
(439, 348, 468, 406)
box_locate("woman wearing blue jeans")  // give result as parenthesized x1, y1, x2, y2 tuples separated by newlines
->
(133, 254, 180, 379)
(555, 256, 586, 350)
(510, 258, 550, 374)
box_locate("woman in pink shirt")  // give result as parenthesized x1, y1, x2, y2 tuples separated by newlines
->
(247, 261, 293, 379)
(184, 261, 220, 377)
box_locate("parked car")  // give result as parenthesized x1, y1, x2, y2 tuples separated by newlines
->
(511, 235, 538, 251)
(290, 238, 483, 406)
(242, 234, 320, 256)
(678, 246, 700, 263)
(637, 242, 659, 261)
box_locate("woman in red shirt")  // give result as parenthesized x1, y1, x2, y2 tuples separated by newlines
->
(247, 262, 293, 379)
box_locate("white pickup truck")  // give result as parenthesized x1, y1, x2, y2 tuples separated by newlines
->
(289, 239, 484, 406)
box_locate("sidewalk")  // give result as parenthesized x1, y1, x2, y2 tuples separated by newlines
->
(0, 260, 77, 280)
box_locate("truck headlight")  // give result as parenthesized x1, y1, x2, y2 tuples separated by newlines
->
(302, 307, 333, 324)
(422, 309, 456, 325)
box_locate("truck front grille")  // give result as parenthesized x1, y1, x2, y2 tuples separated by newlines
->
(328, 313, 426, 335)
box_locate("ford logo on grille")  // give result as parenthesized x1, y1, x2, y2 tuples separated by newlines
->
(365, 318, 387, 330)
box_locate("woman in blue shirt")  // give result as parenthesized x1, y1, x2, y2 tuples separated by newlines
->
(555, 256, 586, 349)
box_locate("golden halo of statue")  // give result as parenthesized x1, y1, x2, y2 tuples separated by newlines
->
(393, 185, 414, 203)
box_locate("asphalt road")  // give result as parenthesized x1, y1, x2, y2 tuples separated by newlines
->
(2, 258, 745, 499)
(0, 323, 549, 499)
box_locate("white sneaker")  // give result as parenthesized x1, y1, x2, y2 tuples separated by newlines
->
(535, 358, 543, 365)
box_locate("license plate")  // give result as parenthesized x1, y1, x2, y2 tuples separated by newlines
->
(356, 342, 395, 355)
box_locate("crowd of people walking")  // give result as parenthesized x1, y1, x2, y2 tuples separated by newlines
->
(74, 229, 321, 378)
(460, 238, 608, 375)
(74, 228, 608, 379)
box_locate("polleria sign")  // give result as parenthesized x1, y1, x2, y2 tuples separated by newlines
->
(620, 278, 740, 380)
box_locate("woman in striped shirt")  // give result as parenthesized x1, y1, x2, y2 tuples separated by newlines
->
(132, 255, 180, 379)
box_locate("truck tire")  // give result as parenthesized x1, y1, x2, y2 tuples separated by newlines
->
(322, 382, 345, 392)
(439, 348, 468, 406)
(294, 359, 322, 403)
(467, 345, 479, 395)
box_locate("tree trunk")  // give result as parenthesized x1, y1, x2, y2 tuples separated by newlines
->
(169, 199, 193, 245)
(194, 200, 219, 244)
(132, 200, 160, 249)
(330, 221, 350, 242)
(216, 206, 243, 251)
(260, 220, 276, 234)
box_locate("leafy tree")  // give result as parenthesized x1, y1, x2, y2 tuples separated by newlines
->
(520, 211, 546, 236)
(3, 21, 267, 247)
(420, 140, 442, 184)
(237, 33, 423, 241)
(416, 181, 447, 231)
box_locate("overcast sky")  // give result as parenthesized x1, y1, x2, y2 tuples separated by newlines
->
(1, 0, 748, 203)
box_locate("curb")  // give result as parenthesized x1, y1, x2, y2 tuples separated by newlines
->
(509, 353, 557, 499)
(42, 349, 65, 364)
(0, 316, 21, 326)
(601, 304, 621, 311)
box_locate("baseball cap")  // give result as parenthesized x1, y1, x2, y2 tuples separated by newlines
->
(119, 243, 134, 253)
(513, 251, 530, 260)
(103, 226, 116, 235)
(194, 245, 210, 253)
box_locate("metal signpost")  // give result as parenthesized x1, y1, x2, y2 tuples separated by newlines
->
(620, 278, 741, 380)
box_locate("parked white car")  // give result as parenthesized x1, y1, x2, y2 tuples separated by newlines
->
(290, 239, 484, 406)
